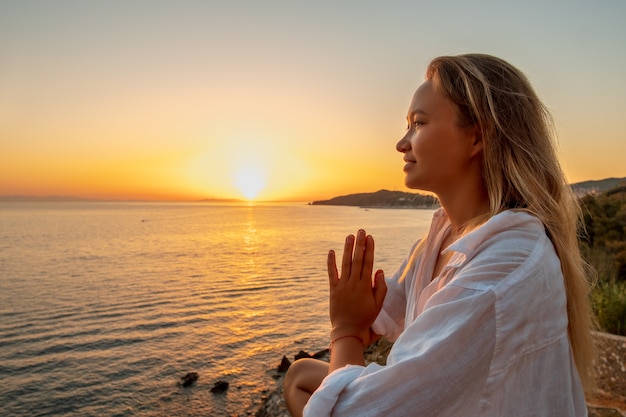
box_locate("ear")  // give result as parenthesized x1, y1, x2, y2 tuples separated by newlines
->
(467, 126, 483, 159)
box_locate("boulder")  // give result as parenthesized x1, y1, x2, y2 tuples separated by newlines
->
(179, 372, 198, 387)
(210, 380, 229, 394)
(277, 356, 291, 373)
(294, 350, 312, 361)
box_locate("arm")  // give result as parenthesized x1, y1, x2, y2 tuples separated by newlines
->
(305, 285, 497, 417)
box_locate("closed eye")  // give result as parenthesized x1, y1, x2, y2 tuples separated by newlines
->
(407, 120, 425, 130)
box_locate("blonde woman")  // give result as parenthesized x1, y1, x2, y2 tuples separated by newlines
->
(284, 54, 594, 416)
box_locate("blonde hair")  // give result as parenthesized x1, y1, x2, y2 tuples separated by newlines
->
(404, 54, 595, 389)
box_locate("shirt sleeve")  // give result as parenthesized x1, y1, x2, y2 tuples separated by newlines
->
(304, 284, 497, 417)
(371, 240, 421, 341)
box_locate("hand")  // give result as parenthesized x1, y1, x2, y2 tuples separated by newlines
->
(328, 229, 387, 346)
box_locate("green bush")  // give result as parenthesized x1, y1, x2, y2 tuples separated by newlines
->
(592, 279, 626, 336)
(580, 185, 626, 283)
(579, 185, 626, 335)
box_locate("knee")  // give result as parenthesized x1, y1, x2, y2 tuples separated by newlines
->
(284, 358, 325, 416)
(284, 358, 315, 392)
(284, 358, 328, 394)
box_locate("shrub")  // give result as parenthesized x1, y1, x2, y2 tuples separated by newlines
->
(592, 279, 626, 336)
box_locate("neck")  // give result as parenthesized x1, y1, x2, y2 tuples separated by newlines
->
(436, 180, 490, 238)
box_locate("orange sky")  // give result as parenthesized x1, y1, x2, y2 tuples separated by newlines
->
(1, 1, 625, 201)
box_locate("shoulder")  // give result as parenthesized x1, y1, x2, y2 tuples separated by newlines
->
(446, 211, 560, 293)
(450, 210, 549, 264)
(457, 210, 546, 253)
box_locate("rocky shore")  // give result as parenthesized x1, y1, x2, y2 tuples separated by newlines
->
(588, 332, 626, 416)
(255, 332, 625, 417)
(254, 339, 393, 417)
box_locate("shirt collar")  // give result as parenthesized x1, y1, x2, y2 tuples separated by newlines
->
(440, 209, 544, 268)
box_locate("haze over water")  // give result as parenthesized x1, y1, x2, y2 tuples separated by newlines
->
(0, 202, 433, 416)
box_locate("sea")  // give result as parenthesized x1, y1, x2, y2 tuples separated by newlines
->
(0, 202, 434, 416)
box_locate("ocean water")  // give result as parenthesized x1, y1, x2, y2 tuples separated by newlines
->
(0, 202, 434, 416)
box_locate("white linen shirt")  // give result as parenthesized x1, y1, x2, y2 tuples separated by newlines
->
(304, 209, 587, 417)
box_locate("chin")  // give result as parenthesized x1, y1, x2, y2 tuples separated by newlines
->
(406, 185, 427, 193)
(405, 179, 433, 194)
(404, 177, 422, 190)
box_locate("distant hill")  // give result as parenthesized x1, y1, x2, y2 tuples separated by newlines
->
(310, 177, 626, 208)
(571, 177, 626, 196)
(310, 189, 438, 208)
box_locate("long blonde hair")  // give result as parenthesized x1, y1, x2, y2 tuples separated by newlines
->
(405, 54, 595, 389)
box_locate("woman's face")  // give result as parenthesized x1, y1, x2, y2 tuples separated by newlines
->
(396, 79, 480, 195)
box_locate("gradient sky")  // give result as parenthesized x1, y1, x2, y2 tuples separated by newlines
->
(1, 0, 625, 201)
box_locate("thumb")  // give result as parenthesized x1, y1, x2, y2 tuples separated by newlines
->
(373, 269, 387, 308)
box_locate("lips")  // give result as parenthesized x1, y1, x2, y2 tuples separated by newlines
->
(403, 159, 416, 172)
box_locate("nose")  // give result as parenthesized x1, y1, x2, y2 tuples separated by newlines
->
(396, 132, 410, 153)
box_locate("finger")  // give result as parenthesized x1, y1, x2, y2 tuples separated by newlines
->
(373, 270, 387, 308)
(340, 234, 354, 280)
(327, 250, 339, 288)
(350, 229, 366, 281)
(361, 234, 375, 284)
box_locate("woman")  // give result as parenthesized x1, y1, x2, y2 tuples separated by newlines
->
(284, 54, 595, 416)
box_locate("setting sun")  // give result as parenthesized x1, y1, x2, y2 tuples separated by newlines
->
(0, 2, 624, 203)
(233, 167, 266, 200)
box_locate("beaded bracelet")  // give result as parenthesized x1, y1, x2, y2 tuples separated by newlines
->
(329, 335, 364, 353)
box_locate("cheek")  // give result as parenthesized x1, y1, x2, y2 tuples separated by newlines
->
(411, 130, 443, 163)
(411, 128, 465, 170)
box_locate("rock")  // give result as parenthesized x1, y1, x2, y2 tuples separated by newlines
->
(210, 380, 229, 394)
(291, 349, 328, 363)
(179, 372, 199, 387)
(255, 376, 289, 417)
(312, 348, 329, 359)
(591, 331, 626, 406)
(294, 350, 312, 361)
(277, 356, 291, 373)
(588, 406, 624, 417)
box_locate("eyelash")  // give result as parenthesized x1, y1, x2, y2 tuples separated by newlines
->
(406, 120, 425, 130)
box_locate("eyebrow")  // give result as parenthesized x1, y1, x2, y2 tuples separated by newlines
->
(406, 109, 429, 120)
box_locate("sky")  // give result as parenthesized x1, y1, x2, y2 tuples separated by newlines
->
(1, 0, 625, 201)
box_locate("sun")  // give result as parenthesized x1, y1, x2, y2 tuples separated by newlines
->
(233, 167, 266, 200)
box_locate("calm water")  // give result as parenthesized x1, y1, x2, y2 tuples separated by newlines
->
(0, 202, 434, 416)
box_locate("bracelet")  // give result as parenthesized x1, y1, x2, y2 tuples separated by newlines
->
(329, 335, 364, 353)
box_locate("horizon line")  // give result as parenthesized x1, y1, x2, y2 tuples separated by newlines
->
(1, 176, 623, 205)
(0, 194, 313, 204)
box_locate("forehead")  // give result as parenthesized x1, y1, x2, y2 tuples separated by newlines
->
(407, 79, 454, 117)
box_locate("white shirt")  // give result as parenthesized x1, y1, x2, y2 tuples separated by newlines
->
(304, 209, 587, 416)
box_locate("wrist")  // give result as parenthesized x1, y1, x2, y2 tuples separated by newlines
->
(330, 334, 364, 349)
(330, 326, 366, 342)
(328, 334, 365, 354)
(328, 334, 366, 371)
